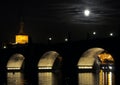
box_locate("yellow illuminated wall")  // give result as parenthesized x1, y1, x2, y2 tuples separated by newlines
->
(15, 35, 28, 44)
(98, 53, 114, 64)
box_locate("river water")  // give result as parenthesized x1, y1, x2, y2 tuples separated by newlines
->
(0, 70, 115, 85)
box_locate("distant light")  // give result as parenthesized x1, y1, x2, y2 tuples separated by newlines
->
(3, 45, 7, 49)
(65, 38, 68, 42)
(48, 37, 52, 41)
(109, 66, 113, 70)
(109, 33, 113, 36)
(93, 32, 96, 35)
(2, 43, 7, 49)
(84, 9, 90, 17)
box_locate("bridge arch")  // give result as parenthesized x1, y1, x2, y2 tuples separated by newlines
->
(6, 53, 25, 71)
(38, 51, 62, 71)
(77, 47, 114, 70)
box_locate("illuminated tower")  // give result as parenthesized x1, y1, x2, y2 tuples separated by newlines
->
(15, 21, 29, 44)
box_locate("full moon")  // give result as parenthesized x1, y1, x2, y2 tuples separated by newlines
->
(84, 9, 90, 16)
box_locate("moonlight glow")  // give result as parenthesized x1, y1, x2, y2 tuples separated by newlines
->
(84, 9, 90, 16)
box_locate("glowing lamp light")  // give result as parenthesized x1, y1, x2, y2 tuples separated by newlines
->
(93, 32, 96, 35)
(3, 45, 7, 49)
(65, 38, 68, 42)
(84, 9, 90, 17)
(110, 33, 113, 36)
(48, 37, 52, 41)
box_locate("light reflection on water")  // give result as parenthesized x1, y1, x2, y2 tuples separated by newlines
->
(5, 70, 115, 85)
(38, 72, 62, 85)
(7, 72, 24, 85)
(78, 72, 99, 85)
(78, 70, 115, 85)
(99, 70, 115, 85)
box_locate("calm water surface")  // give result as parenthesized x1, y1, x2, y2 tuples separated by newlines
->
(0, 70, 115, 85)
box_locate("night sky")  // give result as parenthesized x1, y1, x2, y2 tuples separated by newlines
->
(0, 0, 120, 44)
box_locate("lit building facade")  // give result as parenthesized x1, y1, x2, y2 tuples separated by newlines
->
(15, 21, 29, 44)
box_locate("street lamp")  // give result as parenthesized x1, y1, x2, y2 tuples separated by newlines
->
(109, 33, 113, 36)
(93, 32, 96, 35)
(48, 37, 52, 41)
(65, 38, 68, 42)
